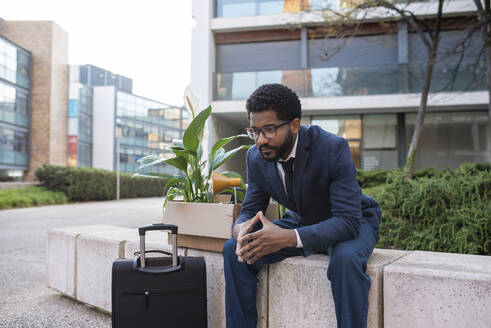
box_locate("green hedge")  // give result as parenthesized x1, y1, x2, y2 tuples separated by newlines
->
(368, 163, 490, 255)
(357, 166, 443, 188)
(0, 186, 67, 209)
(35, 165, 170, 201)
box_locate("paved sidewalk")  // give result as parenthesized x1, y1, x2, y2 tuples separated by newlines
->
(0, 198, 164, 328)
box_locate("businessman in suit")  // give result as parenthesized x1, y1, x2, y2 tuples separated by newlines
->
(222, 83, 381, 328)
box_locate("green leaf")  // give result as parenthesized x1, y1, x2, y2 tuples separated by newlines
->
(165, 156, 188, 171)
(164, 186, 186, 208)
(171, 148, 194, 162)
(131, 173, 162, 179)
(197, 144, 203, 162)
(208, 134, 249, 174)
(210, 134, 249, 162)
(183, 105, 212, 152)
(137, 155, 169, 169)
(212, 145, 251, 171)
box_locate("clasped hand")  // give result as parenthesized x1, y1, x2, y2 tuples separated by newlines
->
(234, 211, 296, 265)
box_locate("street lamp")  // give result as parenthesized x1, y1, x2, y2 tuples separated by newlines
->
(116, 126, 122, 201)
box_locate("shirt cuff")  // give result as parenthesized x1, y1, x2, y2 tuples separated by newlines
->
(294, 229, 303, 248)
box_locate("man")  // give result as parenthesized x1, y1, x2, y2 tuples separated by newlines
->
(222, 83, 381, 328)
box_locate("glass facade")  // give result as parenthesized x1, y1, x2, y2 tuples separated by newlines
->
(405, 111, 490, 170)
(0, 36, 31, 180)
(216, 0, 433, 17)
(307, 111, 490, 171)
(68, 84, 93, 168)
(79, 65, 132, 94)
(116, 92, 186, 175)
(78, 85, 93, 167)
(312, 115, 362, 168)
(214, 62, 486, 101)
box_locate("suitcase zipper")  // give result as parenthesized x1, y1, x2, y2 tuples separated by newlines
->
(123, 287, 199, 308)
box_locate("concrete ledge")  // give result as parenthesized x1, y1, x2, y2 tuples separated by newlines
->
(268, 249, 409, 328)
(384, 251, 491, 328)
(76, 228, 138, 312)
(47, 226, 491, 327)
(187, 249, 268, 328)
(46, 225, 129, 298)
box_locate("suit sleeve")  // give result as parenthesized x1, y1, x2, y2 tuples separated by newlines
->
(297, 138, 362, 256)
(233, 148, 270, 228)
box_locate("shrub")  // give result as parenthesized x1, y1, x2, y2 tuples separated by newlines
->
(356, 169, 390, 188)
(372, 163, 491, 255)
(357, 166, 443, 189)
(35, 165, 170, 201)
(0, 186, 67, 209)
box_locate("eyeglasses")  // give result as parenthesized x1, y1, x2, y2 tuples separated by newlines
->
(246, 120, 292, 140)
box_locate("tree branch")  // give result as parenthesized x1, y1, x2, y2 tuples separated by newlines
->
(357, 0, 433, 52)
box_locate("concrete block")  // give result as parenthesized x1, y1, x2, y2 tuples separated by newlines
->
(187, 249, 268, 328)
(384, 251, 491, 328)
(76, 228, 138, 313)
(268, 249, 409, 328)
(46, 225, 127, 297)
(365, 249, 410, 328)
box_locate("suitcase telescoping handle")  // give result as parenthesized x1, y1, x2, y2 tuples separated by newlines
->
(138, 223, 178, 268)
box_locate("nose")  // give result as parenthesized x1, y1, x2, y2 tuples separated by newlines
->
(256, 131, 268, 146)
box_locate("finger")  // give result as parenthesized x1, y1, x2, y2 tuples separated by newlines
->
(235, 239, 242, 256)
(258, 211, 269, 225)
(245, 214, 261, 232)
(246, 250, 263, 265)
(239, 230, 261, 244)
(238, 238, 260, 257)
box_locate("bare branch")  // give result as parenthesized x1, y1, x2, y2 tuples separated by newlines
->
(473, 0, 484, 13)
(357, 0, 433, 52)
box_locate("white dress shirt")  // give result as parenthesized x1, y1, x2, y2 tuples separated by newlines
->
(276, 134, 303, 248)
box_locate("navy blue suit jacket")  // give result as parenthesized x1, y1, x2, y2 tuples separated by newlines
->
(235, 125, 381, 256)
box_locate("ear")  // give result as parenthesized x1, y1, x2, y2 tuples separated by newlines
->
(290, 118, 301, 134)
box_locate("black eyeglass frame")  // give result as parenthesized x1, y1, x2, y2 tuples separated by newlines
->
(246, 119, 293, 140)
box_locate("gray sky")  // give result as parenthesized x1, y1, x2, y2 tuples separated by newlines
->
(1, 0, 193, 106)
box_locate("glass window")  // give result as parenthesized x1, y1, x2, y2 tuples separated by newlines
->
(312, 115, 362, 139)
(363, 114, 397, 149)
(312, 115, 362, 168)
(0, 127, 14, 151)
(16, 91, 28, 115)
(405, 111, 490, 170)
(17, 50, 31, 89)
(362, 150, 398, 170)
(217, 0, 256, 17)
(13, 131, 27, 152)
(0, 38, 17, 84)
(0, 82, 16, 112)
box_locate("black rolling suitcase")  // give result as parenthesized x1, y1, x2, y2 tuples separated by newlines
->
(112, 223, 207, 328)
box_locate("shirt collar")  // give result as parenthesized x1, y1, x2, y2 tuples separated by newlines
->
(278, 133, 298, 162)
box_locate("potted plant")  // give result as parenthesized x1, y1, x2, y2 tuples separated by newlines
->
(136, 104, 252, 252)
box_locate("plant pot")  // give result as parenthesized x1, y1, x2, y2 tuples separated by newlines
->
(163, 201, 280, 252)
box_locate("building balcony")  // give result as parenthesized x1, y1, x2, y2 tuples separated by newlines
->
(214, 61, 485, 101)
(212, 0, 474, 32)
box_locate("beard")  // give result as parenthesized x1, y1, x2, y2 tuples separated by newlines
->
(259, 131, 294, 162)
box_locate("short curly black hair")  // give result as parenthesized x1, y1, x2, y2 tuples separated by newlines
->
(246, 83, 301, 121)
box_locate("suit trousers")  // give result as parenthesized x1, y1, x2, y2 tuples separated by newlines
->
(223, 216, 378, 328)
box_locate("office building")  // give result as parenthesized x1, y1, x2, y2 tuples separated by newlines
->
(0, 19, 68, 181)
(191, 0, 490, 178)
(69, 65, 188, 175)
(0, 18, 186, 181)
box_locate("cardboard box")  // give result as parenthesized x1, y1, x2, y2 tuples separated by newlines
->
(163, 201, 280, 252)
